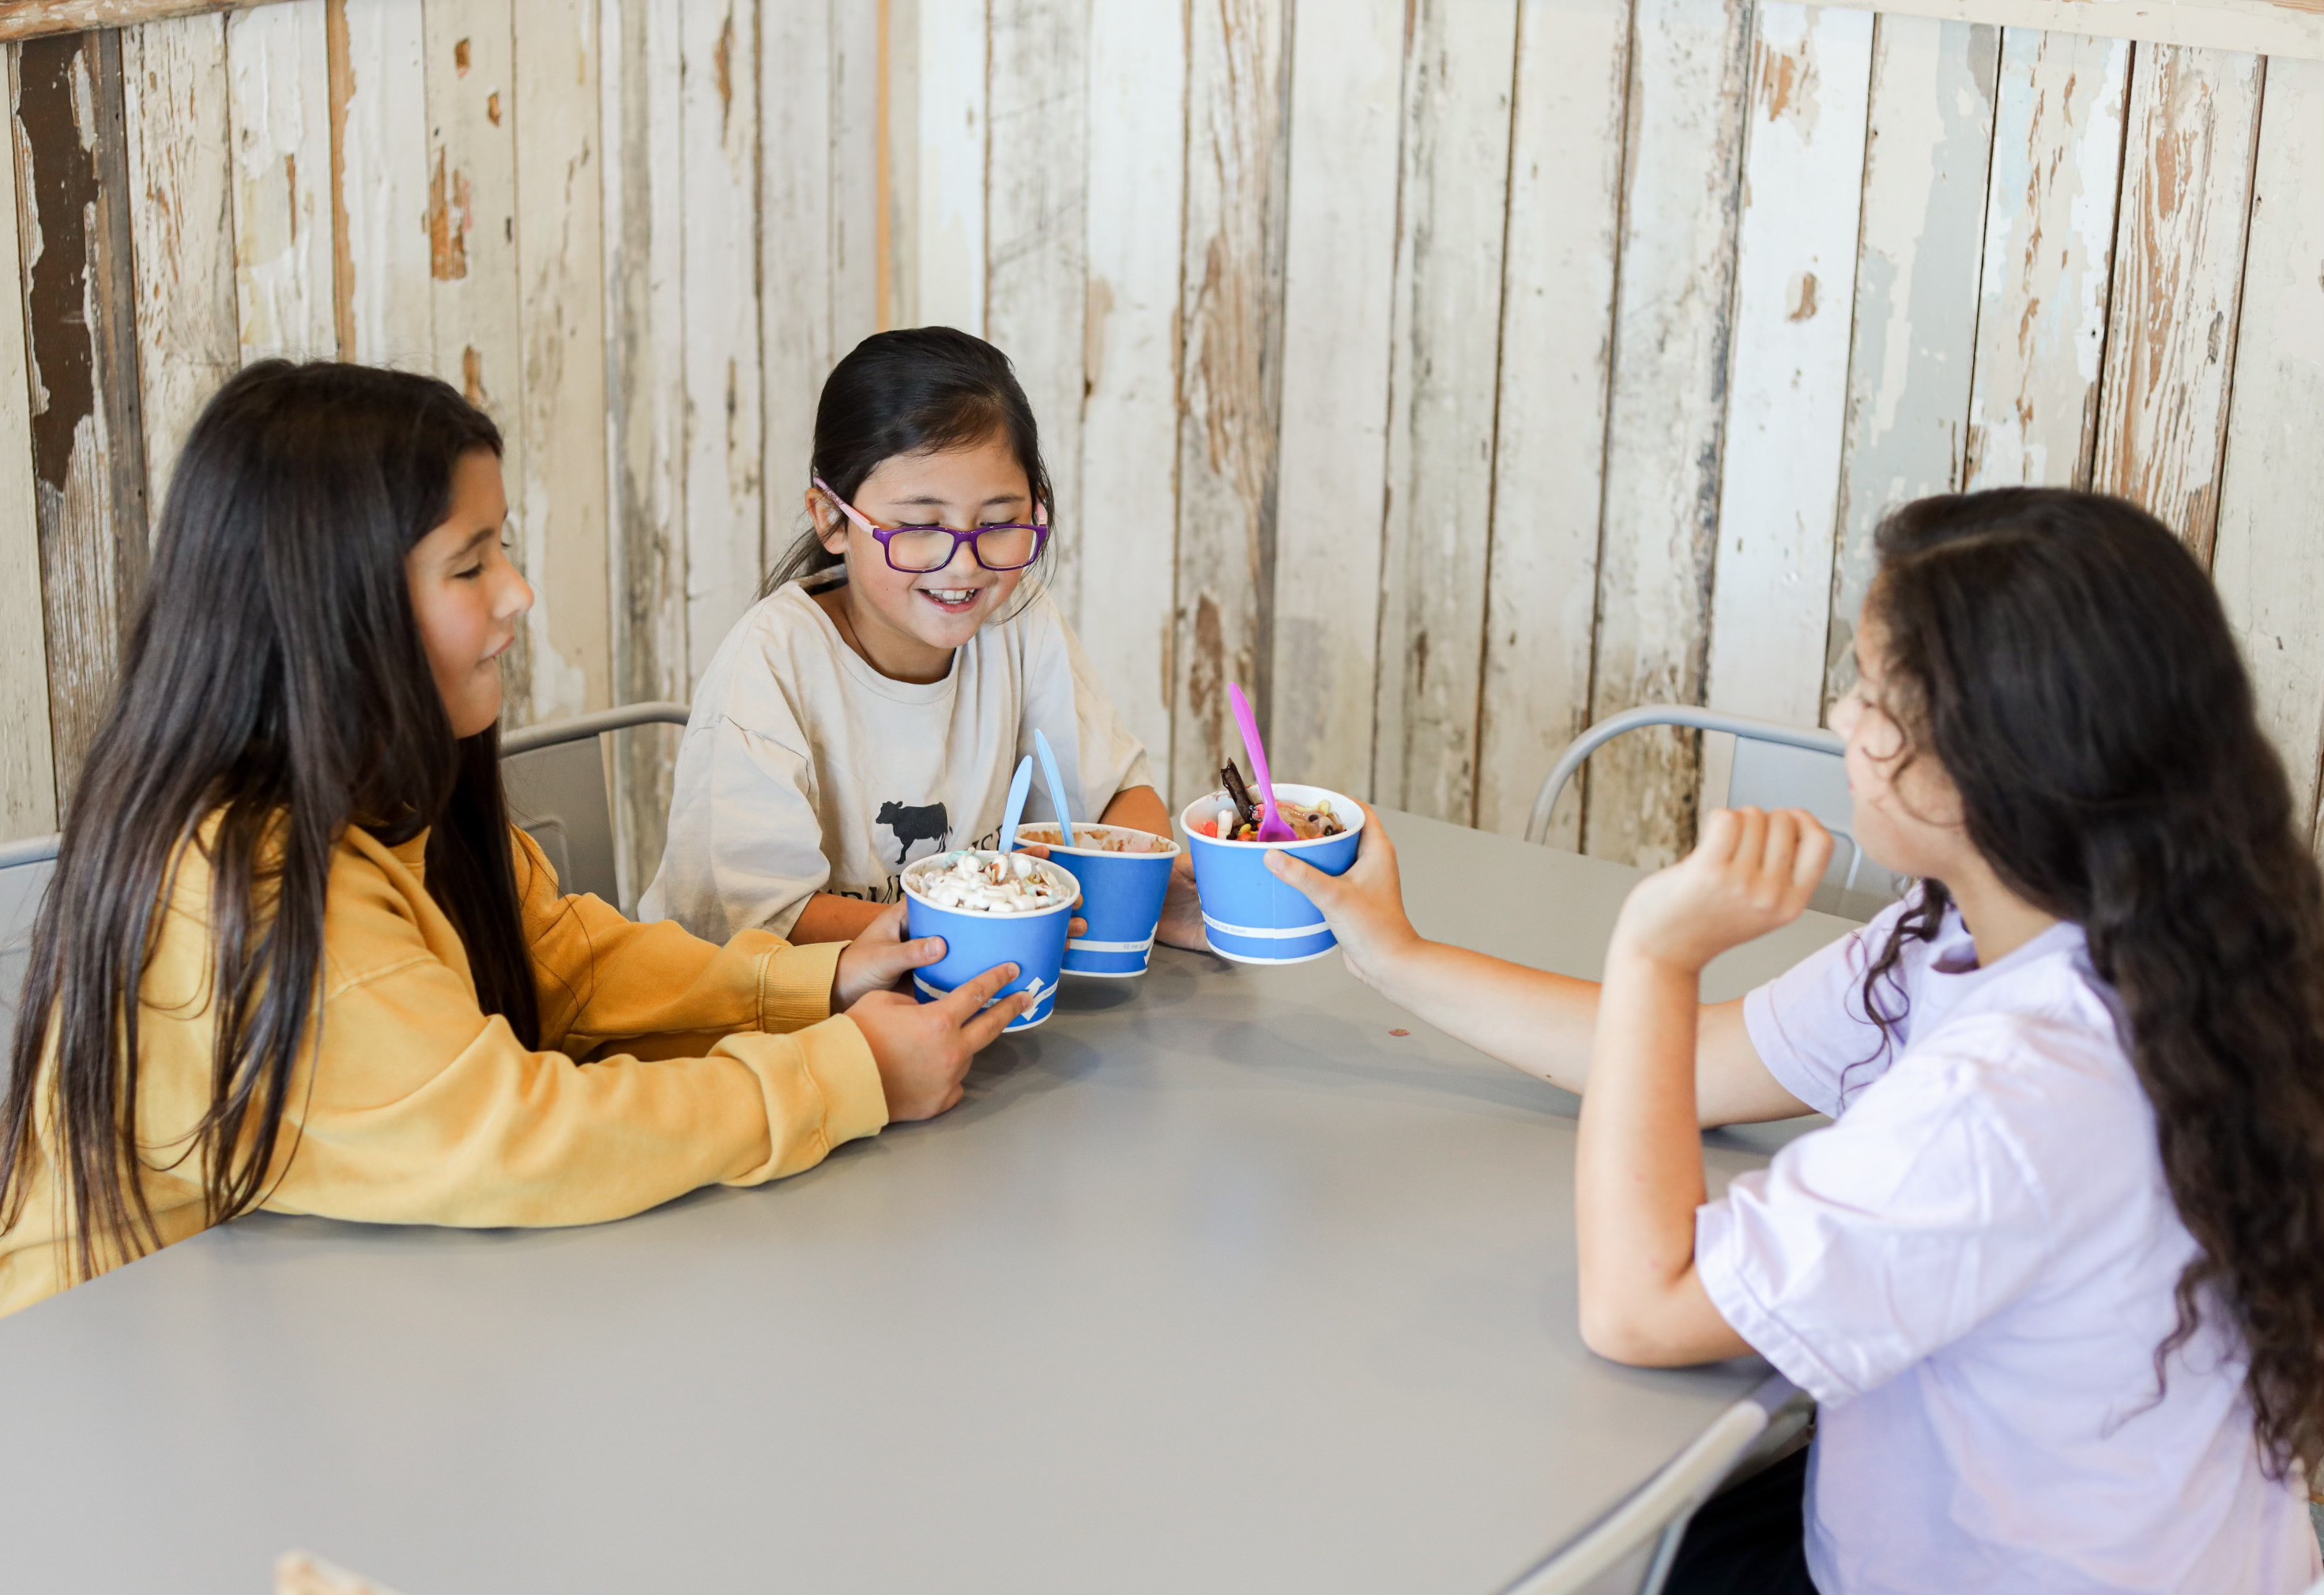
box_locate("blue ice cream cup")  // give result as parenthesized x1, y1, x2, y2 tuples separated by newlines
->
(900, 850, 1079, 1031)
(1178, 783, 1363, 966)
(1012, 823, 1180, 978)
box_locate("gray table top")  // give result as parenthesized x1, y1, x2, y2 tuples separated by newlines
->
(0, 810, 1855, 1595)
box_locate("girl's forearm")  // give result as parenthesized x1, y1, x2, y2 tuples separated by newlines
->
(1099, 784, 1173, 838)
(1574, 947, 1724, 1363)
(788, 892, 890, 945)
(1362, 939, 1600, 1095)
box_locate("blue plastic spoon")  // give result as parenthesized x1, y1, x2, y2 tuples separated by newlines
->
(997, 754, 1035, 854)
(1033, 729, 1077, 847)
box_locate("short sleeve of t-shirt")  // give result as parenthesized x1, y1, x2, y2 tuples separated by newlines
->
(1694, 1028, 2055, 1407)
(1742, 892, 1928, 1117)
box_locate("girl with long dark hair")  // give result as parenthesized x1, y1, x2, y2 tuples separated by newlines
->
(1277, 488, 2324, 1590)
(0, 360, 1029, 1318)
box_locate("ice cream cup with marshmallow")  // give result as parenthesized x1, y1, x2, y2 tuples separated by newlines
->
(900, 850, 1079, 1030)
(1178, 783, 1364, 965)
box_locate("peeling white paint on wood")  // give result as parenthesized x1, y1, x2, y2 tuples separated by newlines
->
(228, 0, 335, 359)
(0, 123, 56, 839)
(331, 0, 430, 364)
(1706, 2, 1874, 746)
(758, 0, 831, 541)
(1075, 0, 1183, 775)
(1585, 0, 1753, 868)
(679, 0, 767, 685)
(600, 0, 687, 901)
(1818, 1, 2324, 63)
(913, 0, 985, 337)
(1267, 0, 1400, 802)
(1475, 0, 1630, 846)
(987, 0, 1090, 625)
(1373, 0, 1519, 825)
(1168, 0, 1290, 806)
(829, 0, 881, 353)
(511, 0, 608, 719)
(2094, 43, 2263, 561)
(1824, 13, 1999, 713)
(2213, 56, 2324, 840)
(123, 9, 239, 515)
(1963, 27, 2130, 488)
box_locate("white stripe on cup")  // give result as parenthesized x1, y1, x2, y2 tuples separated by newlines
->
(1068, 933, 1156, 954)
(1200, 912, 1330, 941)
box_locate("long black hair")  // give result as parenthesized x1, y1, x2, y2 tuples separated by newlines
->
(0, 360, 540, 1284)
(1855, 487, 2324, 1474)
(762, 325, 1055, 597)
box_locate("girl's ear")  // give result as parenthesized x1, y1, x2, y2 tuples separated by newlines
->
(807, 488, 847, 556)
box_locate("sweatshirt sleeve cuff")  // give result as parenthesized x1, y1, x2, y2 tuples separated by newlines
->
(800, 1015, 887, 1148)
(756, 939, 846, 1031)
(720, 1015, 889, 1184)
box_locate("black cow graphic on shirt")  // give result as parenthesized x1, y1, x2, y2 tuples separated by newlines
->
(876, 800, 951, 865)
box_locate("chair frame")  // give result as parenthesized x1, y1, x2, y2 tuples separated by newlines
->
(499, 700, 691, 757)
(1527, 705, 1845, 847)
(1497, 1374, 1812, 1595)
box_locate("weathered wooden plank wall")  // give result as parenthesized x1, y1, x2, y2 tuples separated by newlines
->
(6, 0, 2324, 892)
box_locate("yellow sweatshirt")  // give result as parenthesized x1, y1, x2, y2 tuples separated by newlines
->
(0, 820, 887, 1318)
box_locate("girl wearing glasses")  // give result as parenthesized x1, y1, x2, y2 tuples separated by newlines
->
(642, 327, 1188, 946)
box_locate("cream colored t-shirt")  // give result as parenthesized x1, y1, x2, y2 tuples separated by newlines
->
(639, 576, 1154, 939)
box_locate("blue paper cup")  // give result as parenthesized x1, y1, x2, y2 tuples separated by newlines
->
(900, 852, 1079, 1031)
(1179, 784, 1363, 965)
(1013, 824, 1180, 978)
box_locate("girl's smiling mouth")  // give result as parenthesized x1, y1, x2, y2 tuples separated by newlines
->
(917, 586, 986, 614)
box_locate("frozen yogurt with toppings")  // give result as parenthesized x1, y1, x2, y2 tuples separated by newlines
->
(902, 850, 1077, 914)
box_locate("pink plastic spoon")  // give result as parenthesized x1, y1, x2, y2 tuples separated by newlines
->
(1228, 682, 1298, 843)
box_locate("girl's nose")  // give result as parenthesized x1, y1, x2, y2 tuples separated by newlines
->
(1830, 691, 1861, 738)
(499, 562, 537, 621)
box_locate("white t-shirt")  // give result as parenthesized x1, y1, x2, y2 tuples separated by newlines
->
(638, 576, 1154, 939)
(1697, 892, 2320, 1595)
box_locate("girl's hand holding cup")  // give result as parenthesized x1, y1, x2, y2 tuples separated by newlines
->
(1610, 807, 1834, 975)
(1261, 801, 1418, 989)
(831, 901, 947, 1006)
(844, 963, 1031, 1121)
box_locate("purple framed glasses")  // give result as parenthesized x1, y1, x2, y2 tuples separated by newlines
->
(813, 476, 1050, 573)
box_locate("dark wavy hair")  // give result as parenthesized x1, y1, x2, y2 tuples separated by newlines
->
(0, 360, 540, 1285)
(761, 325, 1055, 598)
(1853, 487, 2324, 1475)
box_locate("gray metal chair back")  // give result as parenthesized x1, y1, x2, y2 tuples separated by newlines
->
(1528, 705, 1905, 922)
(0, 833, 59, 1082)
(499, 700, 692, 909)
(1497, 1374, 1811, 1595)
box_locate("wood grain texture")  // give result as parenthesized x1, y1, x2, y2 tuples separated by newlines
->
(1372, 0, 1519, 824)
(1816, 2, 2324, 62)
(757, 0, 831, 563)
(1076, 0, 1185, 779)
(1266, 0, 1401, 802)
(0, 104, 56, 839)
(511, 0, 609, 719)
(1824, 14, 1998, 712)
(987, 0, 1089, 624)
(2093, 43, 2262, 560)
(912, 0, 984, 336)
(1963, 27, 2130, 489)
(0, 1, 291, 45)
(1474, 0, 1631, 845)
(1584, 0, 1752, 868)
(13, 29, 149, 805)
(329, 0, 430, 364)
(601, 0, 687, 901)
(1168, 0, 1290, 805)
(228, 0, 334, 360)
(122, 9, 239, 517)
(829, 0, 880, 351)
(2213, 56, 2324, 839)
(1705, 3, 1874, 741)
(677, 0, 765, 687)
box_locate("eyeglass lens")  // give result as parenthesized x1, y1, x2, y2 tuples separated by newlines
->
(886, 525, 1041, 572)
